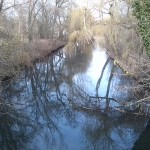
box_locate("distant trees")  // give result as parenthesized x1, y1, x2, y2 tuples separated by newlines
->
(37, 0, 69, 40)
(66, 8, 94, 53)
(27, 0, 71, 41)
(0, 0, 72, 41)
(28, 0, 39, 41)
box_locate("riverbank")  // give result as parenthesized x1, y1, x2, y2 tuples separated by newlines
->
(0, 43, 147, 150)
(0, 39, 66, 87)
(25, 39, 66, 62)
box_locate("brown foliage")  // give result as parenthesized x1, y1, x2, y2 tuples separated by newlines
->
(0, 38, 66, 82)
(102, 18, 150, 104)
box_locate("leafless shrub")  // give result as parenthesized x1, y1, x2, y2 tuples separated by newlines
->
(101, 18, 150, 108)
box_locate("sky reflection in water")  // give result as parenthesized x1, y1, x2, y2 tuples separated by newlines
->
(0, 46, 148, 150)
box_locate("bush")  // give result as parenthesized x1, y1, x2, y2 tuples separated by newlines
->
(133, 0, 150, 56)
(0, 38, 31, 79)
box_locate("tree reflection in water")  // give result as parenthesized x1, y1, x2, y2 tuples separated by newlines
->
(0, 97, 37, 150)
(0, 47, 148, 150)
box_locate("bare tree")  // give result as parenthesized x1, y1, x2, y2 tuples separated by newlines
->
(0, 0, 4, 13)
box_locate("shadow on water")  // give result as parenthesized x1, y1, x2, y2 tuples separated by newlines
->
(132, 121, 150, 150)
(0, 46, 149, 150)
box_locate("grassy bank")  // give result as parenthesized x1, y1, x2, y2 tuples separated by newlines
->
(0, 38, 66, 83)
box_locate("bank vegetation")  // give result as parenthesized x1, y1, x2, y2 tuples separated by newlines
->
(0, 0, 70, 84)
(65, 0, 150, 110)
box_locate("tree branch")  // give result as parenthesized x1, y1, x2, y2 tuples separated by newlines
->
(2, 1, 29, 12)
(0, 0, 4, 13)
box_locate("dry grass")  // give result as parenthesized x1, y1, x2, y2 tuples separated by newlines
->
(25, 39, 66, 60)
(0, 38, 66, 83)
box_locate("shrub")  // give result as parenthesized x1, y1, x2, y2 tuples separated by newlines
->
(0, 38, 31, 79)
(133, 0, 150, 56)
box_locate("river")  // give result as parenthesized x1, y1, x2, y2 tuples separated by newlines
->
(0, 46, 148, 150)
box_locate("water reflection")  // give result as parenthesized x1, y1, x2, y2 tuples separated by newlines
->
(0, 97, 37, 150)
(0, 47, 148, 150)
(81, 109, 146, 150)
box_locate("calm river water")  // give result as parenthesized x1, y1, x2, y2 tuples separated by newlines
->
(0, 46, 148, 150)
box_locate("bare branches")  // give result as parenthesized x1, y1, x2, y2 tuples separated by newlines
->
(0, 0, 4, 12)
(1, 1, 30, 13)
(56, 0, 67, 8)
